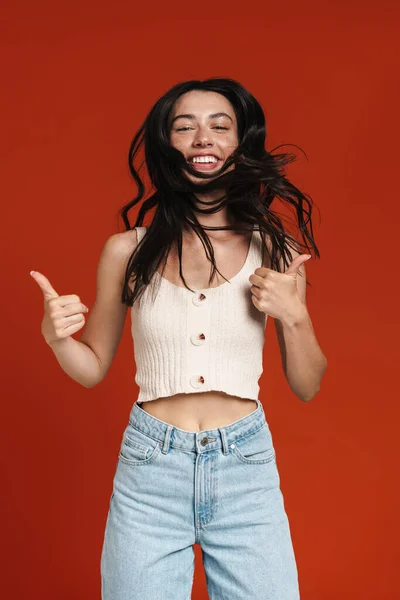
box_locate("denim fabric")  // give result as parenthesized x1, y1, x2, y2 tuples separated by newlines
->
(101, 398, 300, 599)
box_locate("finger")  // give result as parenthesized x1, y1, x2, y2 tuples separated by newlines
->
(251, 293, 262, 311)
(30, 272, 82, 307)
(250, 284, 262, 298)
(30, 271, 59, 300)
(60, 313, 87, 328)
(285, 255, 311, 274)
(51, 317, 86, 343)
(249, 273, 265, 288)
(55, 302, 89, 316)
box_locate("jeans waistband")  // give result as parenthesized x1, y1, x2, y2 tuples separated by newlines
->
(129, 398, 267, 456)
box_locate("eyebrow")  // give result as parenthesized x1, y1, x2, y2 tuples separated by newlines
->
(170, 112, 234, 125)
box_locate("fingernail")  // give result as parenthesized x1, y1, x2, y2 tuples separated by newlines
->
(30, 271, 35, 276)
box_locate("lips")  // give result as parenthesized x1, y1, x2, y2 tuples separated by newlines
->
(188, 159, 222, 172)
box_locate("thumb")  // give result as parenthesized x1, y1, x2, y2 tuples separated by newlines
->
(30, 271, 59, 300)
(284, 254, 311, 275)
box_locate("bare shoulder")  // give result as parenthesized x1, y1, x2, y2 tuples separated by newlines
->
(93, 230, 137, 299)
(101, 229, 138, 261)
(97, 229, 140, 296)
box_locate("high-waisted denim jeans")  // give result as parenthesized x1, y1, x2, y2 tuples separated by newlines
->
(100, 398, 300, 599)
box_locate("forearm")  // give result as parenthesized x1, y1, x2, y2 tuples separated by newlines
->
(47, 336, 103, 388)
(280, 305, 327, 402)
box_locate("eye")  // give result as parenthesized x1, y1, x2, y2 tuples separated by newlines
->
(176, 126, 229, 132)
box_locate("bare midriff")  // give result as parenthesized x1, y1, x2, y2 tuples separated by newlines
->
(139, 392, 258, 432)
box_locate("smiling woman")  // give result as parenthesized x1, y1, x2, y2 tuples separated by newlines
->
(98, 78, 325, 599)
(33, 78, 327, 600)
(36, 76, 325, 599)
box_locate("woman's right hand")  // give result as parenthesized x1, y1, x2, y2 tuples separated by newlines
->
(30, 271, 89, 346)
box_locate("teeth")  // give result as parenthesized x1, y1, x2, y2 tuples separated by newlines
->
(191, 156, 218, 163)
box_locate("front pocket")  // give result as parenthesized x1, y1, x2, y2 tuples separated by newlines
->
(231, 424, 276, 465)
(118, 425, 162, 466)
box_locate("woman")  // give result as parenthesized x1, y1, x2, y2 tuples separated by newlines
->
(31, 77, 327, 599)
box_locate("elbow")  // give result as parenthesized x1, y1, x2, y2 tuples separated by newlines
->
(80, 376, 103, 389)
(300, 387, 321, 402)
(84, 378, 104, 389)
(77, 379, 96, 389)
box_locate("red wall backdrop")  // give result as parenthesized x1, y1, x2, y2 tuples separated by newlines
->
(2, 1, 399, 598)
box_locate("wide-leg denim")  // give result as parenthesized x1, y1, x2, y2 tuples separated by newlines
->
(100, 398, 300, 599)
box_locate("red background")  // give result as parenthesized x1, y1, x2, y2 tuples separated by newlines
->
(2, 1, 399, 598)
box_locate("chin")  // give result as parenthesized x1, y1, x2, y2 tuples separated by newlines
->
(182, 172, 217, 185)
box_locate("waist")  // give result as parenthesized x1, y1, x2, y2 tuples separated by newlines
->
(137, 391, 259, 432)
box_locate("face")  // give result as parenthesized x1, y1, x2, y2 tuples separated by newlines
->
(168, 90, 238, 183)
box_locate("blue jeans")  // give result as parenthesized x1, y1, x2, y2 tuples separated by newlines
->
(101, 398, 301, 599)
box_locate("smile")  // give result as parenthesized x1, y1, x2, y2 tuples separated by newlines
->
(187, 155, 222, 171)
(189, 155, 219, 163)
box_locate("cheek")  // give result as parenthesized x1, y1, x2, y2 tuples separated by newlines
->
(169, 136, 182, 151)
(171, 140, 191, 161)
(222, 134, 239, 152)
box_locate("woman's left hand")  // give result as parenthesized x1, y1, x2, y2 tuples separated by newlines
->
(249, 254, 311, 321)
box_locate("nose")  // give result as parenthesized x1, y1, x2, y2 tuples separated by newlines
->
(193, 129, 213, 148)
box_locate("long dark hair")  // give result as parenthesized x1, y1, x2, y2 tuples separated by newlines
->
(119, 77, 321, 306)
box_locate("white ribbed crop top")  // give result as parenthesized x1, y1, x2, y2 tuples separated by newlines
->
(130, 225, 268, 404)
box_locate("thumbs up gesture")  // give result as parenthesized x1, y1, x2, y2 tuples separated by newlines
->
(248, 254, 311, 322)
(30, 271, 89, 346)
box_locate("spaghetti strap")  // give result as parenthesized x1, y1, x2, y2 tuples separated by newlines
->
(135, 226, 147, 243)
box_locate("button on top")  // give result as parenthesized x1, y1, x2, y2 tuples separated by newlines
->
(190, 332, 206, 346)
(201, 437, 209, 446)
(192, 292, 207, 306)
(189, 374, 205, 389)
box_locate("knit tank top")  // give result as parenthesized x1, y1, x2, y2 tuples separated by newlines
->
(130, 225, 268, 404)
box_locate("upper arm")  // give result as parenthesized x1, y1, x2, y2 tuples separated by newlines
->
(79, 229, 137, 383)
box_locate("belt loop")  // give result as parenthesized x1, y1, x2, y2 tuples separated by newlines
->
(218, 427, 229, 456)
(161, 425, 173, 455)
